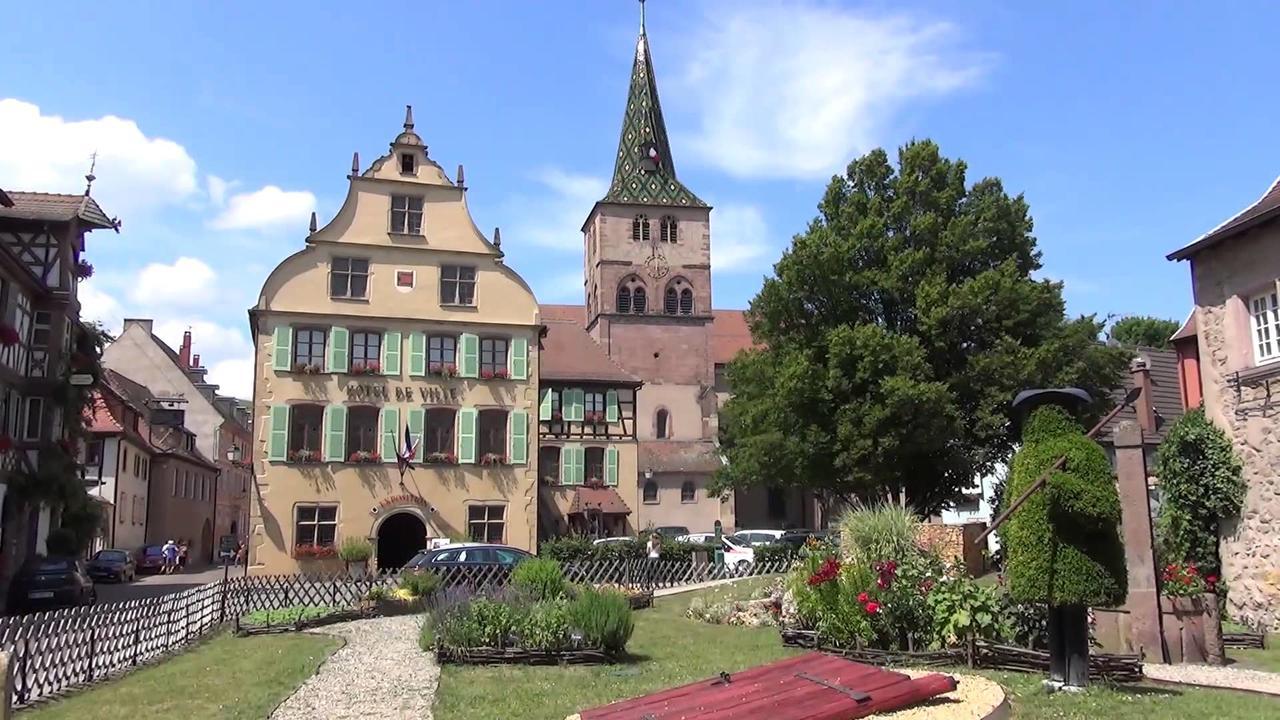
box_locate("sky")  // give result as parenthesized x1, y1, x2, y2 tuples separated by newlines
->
(3, 1, 1280, 400)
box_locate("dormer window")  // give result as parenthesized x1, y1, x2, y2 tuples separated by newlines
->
(390, 195, 424, 234)
(399, 153, 416, 174)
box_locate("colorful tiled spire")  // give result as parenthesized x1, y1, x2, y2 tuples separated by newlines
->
(602, 4, 706, 208)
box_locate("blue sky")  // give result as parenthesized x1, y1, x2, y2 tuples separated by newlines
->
(3, 1, 1280, 398)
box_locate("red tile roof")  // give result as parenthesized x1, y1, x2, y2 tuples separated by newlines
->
(86, 394, 124, 434)
(567, 486, 632, 515)
(540, 319, 641, 384)
(639, 441, 724, 474)
(1169, 175, 1280, 260)
(712, 309, 757, 364)
(540, 304, 587, 323)
(0, 191, 116, 230)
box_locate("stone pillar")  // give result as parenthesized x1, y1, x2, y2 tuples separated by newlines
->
(0, 650, 13, 719)
(1114, 420, 1166, 662)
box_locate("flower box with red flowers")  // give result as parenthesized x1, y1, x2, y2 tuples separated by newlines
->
(75, 259, 94, 280)
(584, 411, 606, 424)
(480, 453, 509, 466)
(288, 449, 323, 464)
(429, 362, 459, 377)
(293, 543, 337, 559)
(348, 451, 381, 464)
(292, 362, 324, 375)
(350, 361, 381, 376)
(492, 368, 509, 379)
(551, 410, 564, 422)
(1161, 561, 1216, 597)
(0, 323, 21, 348)
(425, 452, 458, 465)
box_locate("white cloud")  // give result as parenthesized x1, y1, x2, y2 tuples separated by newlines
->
(712, 204, 773, 273)
(209, 185, 315, 231)
(0, 98, 198, 214)
(506, 169, 608, 251)
(206, 174, 231, 207)
(78, 280, 125, 335)
(678, 2, 987, 179)
(131, 257, 218, 307)
(208, 355, 255, 400)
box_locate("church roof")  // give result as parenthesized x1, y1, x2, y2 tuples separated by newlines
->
(601, 29, 706, 208)
(711, 310, 758, 364)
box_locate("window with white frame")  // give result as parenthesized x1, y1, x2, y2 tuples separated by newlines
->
(295, 504, 338, 547)
(1251, 289, 1280, 363)
(390, 195, 424, 234)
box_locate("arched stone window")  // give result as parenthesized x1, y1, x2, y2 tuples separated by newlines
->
(643, 480, 659, 504)
(655, 408, 670, 439)
(632, 214, 651, 243)
(632, 286, 647, 314)
(664, 287, 678, 315)
(616, 285, 632, 314)
(660, 215, 678, 243)
(679, 288, 694, 315)
(618, 276, 647, 315)
(681, 481, 696, 503)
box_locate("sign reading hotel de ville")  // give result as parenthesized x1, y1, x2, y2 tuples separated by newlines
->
(346, 382, 463, 404)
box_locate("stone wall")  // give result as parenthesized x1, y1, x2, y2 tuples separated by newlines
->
(917, 522, 988, 577)
(1188, 223, 1280, 632)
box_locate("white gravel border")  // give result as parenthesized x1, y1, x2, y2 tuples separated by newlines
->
(1144, 662, 1280, 696)
(271, 615, 440, 719)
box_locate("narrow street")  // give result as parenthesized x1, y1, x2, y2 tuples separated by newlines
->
(95, 564, 245, 604)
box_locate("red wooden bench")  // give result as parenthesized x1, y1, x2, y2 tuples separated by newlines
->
(577, 652, 957, 719)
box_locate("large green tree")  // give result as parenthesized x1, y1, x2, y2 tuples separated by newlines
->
(1108, 315, 1180, 349)
(715, 141, 1131, 514)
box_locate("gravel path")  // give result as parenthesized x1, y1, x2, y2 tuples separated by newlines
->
(1144, 662, 1280, 696)
(271, 615, 439, 719)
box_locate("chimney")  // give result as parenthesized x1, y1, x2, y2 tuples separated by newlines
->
(122, 318, 154, 335)
(1130, 356, 1156, 433)
(178, 330, 192, 369)
(192, 353, 201, 368)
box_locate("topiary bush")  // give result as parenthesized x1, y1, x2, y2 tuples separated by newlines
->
(568, 587, 634, 653)
(511, 557, 569, 601)
(1153, 408, 1244, 576)
(1001, 405, 1126, 607)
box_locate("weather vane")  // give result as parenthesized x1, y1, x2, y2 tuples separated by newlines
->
(84, 151, 98, 195)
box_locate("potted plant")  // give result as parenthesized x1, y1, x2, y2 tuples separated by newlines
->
(75, 259, 94, 279)
(348, 450, 381, 464)
(1160, 561, 1220, 662)
(288, 449, 323, 464)
(480, 453, 508, 466)
(339, 537, 373, 578)
(426, 452, 458, 465)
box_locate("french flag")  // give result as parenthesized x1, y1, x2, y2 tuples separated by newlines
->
(396, 424, 419, 478)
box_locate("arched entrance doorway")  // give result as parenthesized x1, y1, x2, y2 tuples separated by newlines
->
(377, 512, 427, 571)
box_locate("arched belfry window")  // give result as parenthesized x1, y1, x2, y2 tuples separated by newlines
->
(618, 276, 647, 315)
(656, 409, 670, 439)
(660, 216, 678, 243)
(664, 278, 695, 315)
(632, 214, 651, 243)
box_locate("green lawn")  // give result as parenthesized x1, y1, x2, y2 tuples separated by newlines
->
(434, 578, 1280, 720)
(1230, 644, 1280, 673)
(26, 633, 341, 720)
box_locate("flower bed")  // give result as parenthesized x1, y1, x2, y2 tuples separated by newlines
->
(593, 584, 653, 610)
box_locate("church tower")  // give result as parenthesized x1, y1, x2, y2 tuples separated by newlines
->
(580, 2, 731, 532)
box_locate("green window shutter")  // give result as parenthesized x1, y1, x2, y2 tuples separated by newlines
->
(408, 332, 427, 377)
(509, 410, 528, 465)
(459, 333, 479, 378)
(382, 331, 403, 376)
(606, 390, 619, 423)
(380, 407, 401, 462)
(457, 408, 477, 464)
(324, 405, 347, 462)
(272, 327, 293, 371)
(328, 326, 349, 373)
(267, 405, 289, 461)
(408, 408, 425, 462)
(509, 336, 529, 380)
(567, 388, 585, 422)
(539, 389, 553, 421)
(559, 446, 571, 484)
(605, 446, 619, 486)
(572, 446, 585, 485)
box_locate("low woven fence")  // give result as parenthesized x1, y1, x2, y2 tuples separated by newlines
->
(1222, 631, 1266, 649)
(0, 558, 786, 707)
(780, 629, 1144, 683)
(435, 646, 617, 666)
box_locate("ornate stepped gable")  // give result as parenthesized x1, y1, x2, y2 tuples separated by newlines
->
(602, 28, 706, 208)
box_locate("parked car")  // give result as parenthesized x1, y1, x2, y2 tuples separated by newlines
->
(9, 557, 96, 612)
(403, 543, 533, 570)
(676, 532, 718, 544)
(87, 549, 136, 583)
(721, 537, 756, 572)
(137, 545, 167, 574)
(652, 526, 690, 539)
(778, 529, 839, 549)
(730, 529, 788, 546)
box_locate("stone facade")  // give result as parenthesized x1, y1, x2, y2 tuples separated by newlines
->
(1169, 180, 1280, 631)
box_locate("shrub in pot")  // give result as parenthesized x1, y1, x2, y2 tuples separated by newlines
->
(339, 537, 373, 576)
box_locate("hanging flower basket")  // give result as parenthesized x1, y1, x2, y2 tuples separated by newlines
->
(348, 451, 382, 464)
(0, 323, 20, 347)
(75, 259, 94, 280)
(350, 361, 381, 376)
(480, 453, 509, 466)
(426, 452, 458, 465)
(288, 449, 323, 464)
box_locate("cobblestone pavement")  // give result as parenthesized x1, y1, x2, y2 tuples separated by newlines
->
(271, 614, 439, 719)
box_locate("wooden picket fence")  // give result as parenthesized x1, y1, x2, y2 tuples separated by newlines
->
(0, 558, 788, 707)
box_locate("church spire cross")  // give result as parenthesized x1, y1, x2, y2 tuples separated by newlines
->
(639, 0, 646, 34)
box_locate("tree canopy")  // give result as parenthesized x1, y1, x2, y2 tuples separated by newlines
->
(1107, 315, 1180, 349)
(714, 141, 1131, 514)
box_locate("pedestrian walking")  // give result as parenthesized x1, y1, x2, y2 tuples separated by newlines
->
(161, 539, 179, 575)
(178, 539, 189, 570)
(645, 532, 662, 589)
